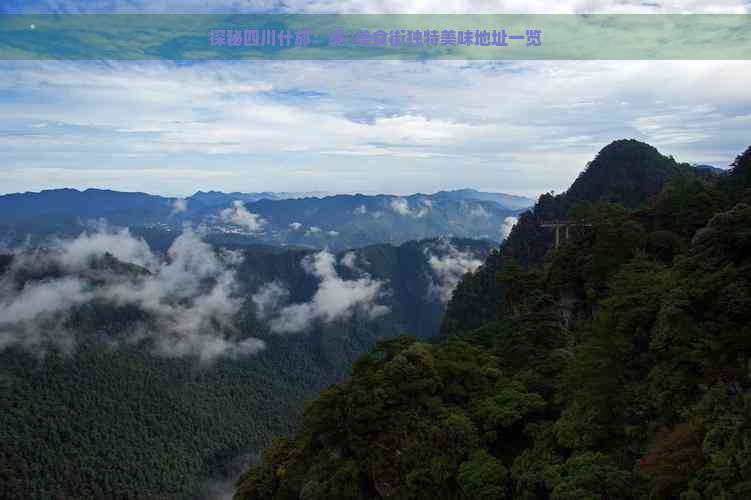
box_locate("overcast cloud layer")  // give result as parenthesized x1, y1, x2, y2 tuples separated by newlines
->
(1, 1, 750, 198)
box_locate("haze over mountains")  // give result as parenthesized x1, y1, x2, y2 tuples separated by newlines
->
(0, 188, 531, 252)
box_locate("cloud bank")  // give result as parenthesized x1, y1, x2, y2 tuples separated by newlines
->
(219, 201, 266, 233)
(251, 280, 289, 321)
(0, 226, 265, 362)
(3, 58, 750, 198)
(390, 198, 432, 218)
(254, 250, 389, 333)
(501, 216, 518, 240)
(468, 204, 490, 218)
(53, 223, 160, 271)
(171, 198, 188, 215)
(340, 251, 358, 270)
(426, 240, 484, 303)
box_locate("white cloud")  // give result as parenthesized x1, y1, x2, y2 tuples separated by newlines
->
(340, 251, 357, 270)
(501, 216, 518, 240)
(0, 277, 92, 333)
(306, 226, 322, 235)
(251, 280, 289, 320)
(390, 198, 412, 216)
(468, 204, 490, 218)
(426, 241, 484, 303)
(327, 230, 339, 237)
(52, 223, 159, 271)
(0, 226, 265, 362)
(2, 57, 751, 196)
(289, 222, 303, 230)
(268, 251, 388, 333)
(0, 277, 87, 355)
(340, 251, 371, 273)
(219, 200, 266, 232)
(416, 201, 432, 217)
(219, 248, 245, 265)
(353, 205, 367, 215)
(171, 198, 187, 215)
(389, 198, 432, 218)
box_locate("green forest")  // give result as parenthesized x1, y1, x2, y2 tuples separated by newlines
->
(235, 140, 751, 499)
(0, 238, 490, 499)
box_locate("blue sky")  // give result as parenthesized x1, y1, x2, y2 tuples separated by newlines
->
(1, 0, 751, 197)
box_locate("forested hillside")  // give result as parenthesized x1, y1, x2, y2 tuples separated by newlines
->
(236, 140, 751, 500)
(0, 238, 492, 499)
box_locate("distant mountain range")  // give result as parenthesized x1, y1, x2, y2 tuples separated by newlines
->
(187, 190, 335, 206)
(0, 188, 533, 251)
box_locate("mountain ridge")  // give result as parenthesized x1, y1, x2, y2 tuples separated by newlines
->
(234, 140, 751, 500)
(0, 188, 531, 251)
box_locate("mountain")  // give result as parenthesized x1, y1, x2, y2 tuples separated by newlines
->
(430, 189, 535, 210)
(186, 190, 334, 207)
(0, 188, 176, 226)
(0, 189, 529, 251)
(230, 194, 520, 250)
(0, 234, 493, 499)
(235, 141, 751, 500)
(564, 139, 691, 208)
(186, 189, 532, 211)
(690, 163, 726, 180)
(489, 139, 718, 267)
(188, 190, 283, 206)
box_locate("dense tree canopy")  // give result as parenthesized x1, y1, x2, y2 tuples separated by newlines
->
(237, 141, 751, 500)
(1, 239, 490, 499)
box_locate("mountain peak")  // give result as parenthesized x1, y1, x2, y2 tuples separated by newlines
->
(564, 139, 683, 208)
(598, 138, 659, 154)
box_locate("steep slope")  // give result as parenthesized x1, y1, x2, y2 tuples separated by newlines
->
(441, 139, 717, 333)
(235, 141, 751, 500)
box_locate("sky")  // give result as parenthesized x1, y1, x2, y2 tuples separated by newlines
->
(1, 0, 751, 198)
